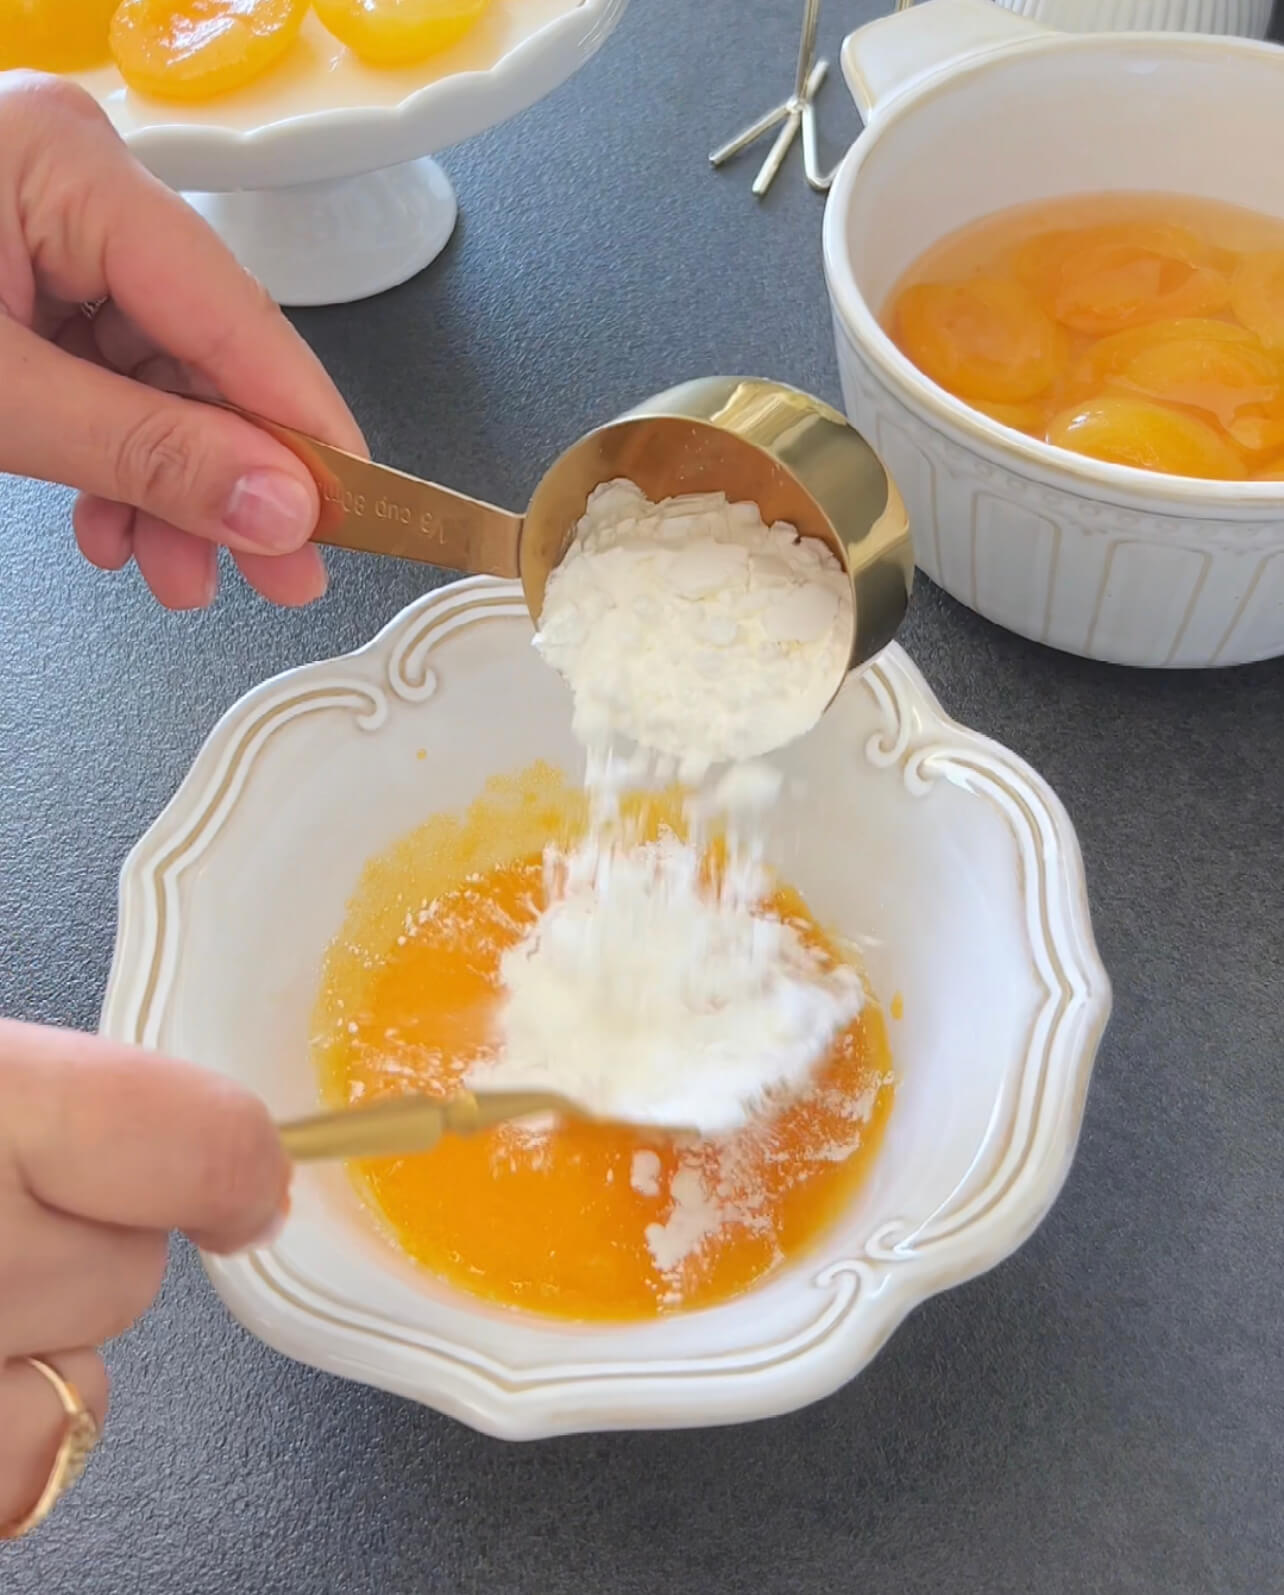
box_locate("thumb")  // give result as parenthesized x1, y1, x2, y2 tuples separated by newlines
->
(2, 1020, 291, 1255)
(0, 316, 320, 555)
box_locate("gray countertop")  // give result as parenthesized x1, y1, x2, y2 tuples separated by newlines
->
(3, 2, 1282, 1591)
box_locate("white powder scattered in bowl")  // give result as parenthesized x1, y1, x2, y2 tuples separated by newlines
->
(630, 1149, 662, 1197)
(642, 1077, 883, 1297)
(645, 1165, 722, 1274)
(485, 829, 864, 1135)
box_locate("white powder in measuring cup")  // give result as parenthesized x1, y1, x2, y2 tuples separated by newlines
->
(534, 480, 852, 772)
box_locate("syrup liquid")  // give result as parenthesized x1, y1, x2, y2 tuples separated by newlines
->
(885, 193, 1284, 480)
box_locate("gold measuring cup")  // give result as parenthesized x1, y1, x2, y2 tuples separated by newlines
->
(252, 376, 913, 683)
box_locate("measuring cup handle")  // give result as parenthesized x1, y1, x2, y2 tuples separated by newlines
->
(228, 406, 524, 579)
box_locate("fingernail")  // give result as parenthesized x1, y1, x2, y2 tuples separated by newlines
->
(224, 470, 315, 551)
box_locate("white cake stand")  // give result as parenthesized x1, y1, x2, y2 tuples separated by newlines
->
(75, 0, 627, 306)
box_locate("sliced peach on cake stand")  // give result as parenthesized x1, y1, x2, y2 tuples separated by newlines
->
(67, 0, 629, 306)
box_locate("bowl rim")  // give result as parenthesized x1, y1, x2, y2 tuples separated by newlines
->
(822, 28, 1284, 516)
(99, 578, 1112, 1437)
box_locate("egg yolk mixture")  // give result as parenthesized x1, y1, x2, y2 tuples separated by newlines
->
(313, 763, 893, 1320)
(886, 193, 1284, 481)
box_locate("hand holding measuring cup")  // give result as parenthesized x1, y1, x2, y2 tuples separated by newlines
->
(0, 71, 364, 610)
(245, 375, 915, 721)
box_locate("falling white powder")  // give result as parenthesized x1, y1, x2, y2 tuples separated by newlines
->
(472, 475, 875, 1287)
(482, 830, 864, 1134)
(535, 480, 852, 773)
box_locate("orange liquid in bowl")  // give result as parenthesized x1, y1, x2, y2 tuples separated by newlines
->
(885, 194, 1284, 482)
(312, 764, 894, 1321)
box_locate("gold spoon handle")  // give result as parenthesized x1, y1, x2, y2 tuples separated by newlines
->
(278, 1090, 575, 1162)
(227, 406, 523, 577)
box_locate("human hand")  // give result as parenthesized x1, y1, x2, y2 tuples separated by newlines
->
(0, 72, 366, 610)
(0, 1019, 290, 1534)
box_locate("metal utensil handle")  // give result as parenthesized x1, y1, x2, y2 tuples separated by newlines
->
(280, 1096, 460, 1162)
(227, 406, 524, 578)
(794, 0, 822, 97)
(278, 1090, 578, 1162)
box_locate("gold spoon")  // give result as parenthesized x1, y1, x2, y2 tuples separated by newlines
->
(277, 1089, 585, 1163)
(242, 376, 913, 714)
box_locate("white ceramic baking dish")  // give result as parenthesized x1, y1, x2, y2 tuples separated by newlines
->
(993, 0, 1273, 37)
(824, 0, 1284, 667)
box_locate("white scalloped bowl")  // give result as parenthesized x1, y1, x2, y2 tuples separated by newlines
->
(100, 577, 1109, 1437)
(71, 0, 627, 306)
(826, 0, 1284, 667)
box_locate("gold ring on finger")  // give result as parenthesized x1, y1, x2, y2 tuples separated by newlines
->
(0, 1357, 99, 1542)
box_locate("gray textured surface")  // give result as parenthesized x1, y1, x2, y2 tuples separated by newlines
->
(2, 2, 1283, 1591)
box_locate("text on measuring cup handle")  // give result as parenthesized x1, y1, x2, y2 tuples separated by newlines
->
(321, 481, 447, 544)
